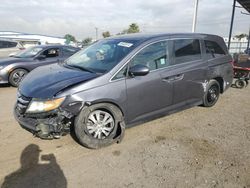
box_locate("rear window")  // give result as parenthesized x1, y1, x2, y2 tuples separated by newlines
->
(205, 40, 226, 58)
(0, 41, 17, 48)
(174, 39, 201, 65)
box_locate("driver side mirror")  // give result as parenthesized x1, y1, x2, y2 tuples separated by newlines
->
(36, 54, 46, 60)
(129, 64, 150, 77)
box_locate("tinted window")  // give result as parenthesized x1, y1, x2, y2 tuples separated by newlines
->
(130, 41, 169, 71)
(8, 41, 17, 48)
(174, 39, 201, 64)
(205, 40, 226, 58)
(42, 48, 59, 58)
(62, 47, 78, 56)
(0, 41, 17, 49)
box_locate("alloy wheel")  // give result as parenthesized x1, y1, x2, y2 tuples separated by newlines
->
(86, 110, 115, 139)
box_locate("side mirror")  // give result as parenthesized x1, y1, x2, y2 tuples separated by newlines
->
(36, 54, 46, 60)
(129, 64, 150, 77)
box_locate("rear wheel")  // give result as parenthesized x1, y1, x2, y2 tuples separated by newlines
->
(74, 103, 124, 149)
(202, 80, 220, 107)
(9, 68, 28, 87)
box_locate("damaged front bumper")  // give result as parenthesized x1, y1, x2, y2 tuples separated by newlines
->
(14, 106, 74, 139)
(14, 93, 84, 139)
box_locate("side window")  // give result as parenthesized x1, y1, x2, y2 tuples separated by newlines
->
(8, 41, 17, 48)
(42, 48, 59, 58)
(112, 65, 128, 80)
(130, 41, 169, 71)
(0, 41, 17, 48)
(0, 41, 6, 48)
(205, 40, 226, 58)
(174, 39, 201, 64)
(62, 47, 78, 56)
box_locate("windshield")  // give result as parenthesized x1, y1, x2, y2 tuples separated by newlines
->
(14, 46, 43, 58)
(65, 39, 139, 73)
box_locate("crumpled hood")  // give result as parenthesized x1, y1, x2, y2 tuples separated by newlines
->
(19, 63, 99, 98)
(0, 57, 33, 67)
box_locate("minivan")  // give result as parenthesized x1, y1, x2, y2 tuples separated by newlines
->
(14, 33, 233, 149)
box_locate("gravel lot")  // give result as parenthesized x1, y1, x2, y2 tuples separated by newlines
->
(0, 85, 250, 188)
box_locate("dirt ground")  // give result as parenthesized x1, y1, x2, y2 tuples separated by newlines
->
(0, 85, 250, 188)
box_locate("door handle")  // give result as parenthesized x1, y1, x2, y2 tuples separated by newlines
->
(162, 74, 184, 82)
(162, 76, 175, 82)
(174, 74, 184, 81)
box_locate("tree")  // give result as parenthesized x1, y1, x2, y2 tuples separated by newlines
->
(127, 23, 140, 34)
(82, 37, 92, 46)
(118, 23, 140, 35)
(102, 31, 111, 38)
(64, 34, 76, 44)
(234, 33, 248, 41)
(234, 33, 248, 53)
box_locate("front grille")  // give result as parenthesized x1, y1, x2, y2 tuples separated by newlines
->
(16, 94, 31, 114)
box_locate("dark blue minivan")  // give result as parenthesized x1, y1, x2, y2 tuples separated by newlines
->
(14, 33, 233, 149)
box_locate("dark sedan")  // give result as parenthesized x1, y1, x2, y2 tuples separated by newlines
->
(0, 45, 80, 87)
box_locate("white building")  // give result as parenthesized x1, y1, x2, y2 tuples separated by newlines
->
(0, 31, 66, 48)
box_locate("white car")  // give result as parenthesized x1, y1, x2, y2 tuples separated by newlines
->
(0, 39, 24, 58)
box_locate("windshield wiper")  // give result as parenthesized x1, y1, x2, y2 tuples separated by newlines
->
(65, 64, 96, 73)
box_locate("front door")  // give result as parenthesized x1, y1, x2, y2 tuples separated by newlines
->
(33, 47, 61, 69)
(125, 40, 173, 123)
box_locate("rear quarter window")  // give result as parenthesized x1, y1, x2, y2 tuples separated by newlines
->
(0, 41, 17, 49)
(205, 40, 226, 58)
(174, 39, 201, 65)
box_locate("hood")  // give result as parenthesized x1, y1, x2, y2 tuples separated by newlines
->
(0, 57, 33, 67)
(19, 64, 99, 98)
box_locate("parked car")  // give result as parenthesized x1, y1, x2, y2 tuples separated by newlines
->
(0, 39, 25, 58)
(14, 33, 233, 149)
(0, 45, 80, 86)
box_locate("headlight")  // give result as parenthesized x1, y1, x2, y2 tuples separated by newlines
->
(26, 97, 65, 113)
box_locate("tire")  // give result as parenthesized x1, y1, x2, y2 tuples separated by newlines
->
(74, 103, 125, 149)
(202, 79, 220, 107)
(235, 79, 246, 89)
(9, 68, 28, 87)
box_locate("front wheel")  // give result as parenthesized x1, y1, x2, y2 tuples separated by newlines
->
(202, 80, 220, 107)
(9, 69, 28, 87)
(74, 103, 125, 149)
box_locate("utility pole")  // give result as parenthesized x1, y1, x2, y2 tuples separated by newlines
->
(95, 27, 98, 41)
(247, 26, 250, 55)
(192, 0, 199, 32)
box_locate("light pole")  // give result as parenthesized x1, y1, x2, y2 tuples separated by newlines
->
(192, 0, 199, 32)
(95, 27, 98, 41)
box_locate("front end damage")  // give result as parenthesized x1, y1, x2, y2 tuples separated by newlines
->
(14, 104, 76, 139)
(14, 93, 84, 139)
(14, 94, 125, 144)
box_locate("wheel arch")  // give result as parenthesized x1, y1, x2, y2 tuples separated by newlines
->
(88, 100, 125, 118)
(8, 67, 30, 78)
(212, 77, 224, 93)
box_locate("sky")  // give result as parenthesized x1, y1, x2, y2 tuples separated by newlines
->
(0, 0, 249, 40)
